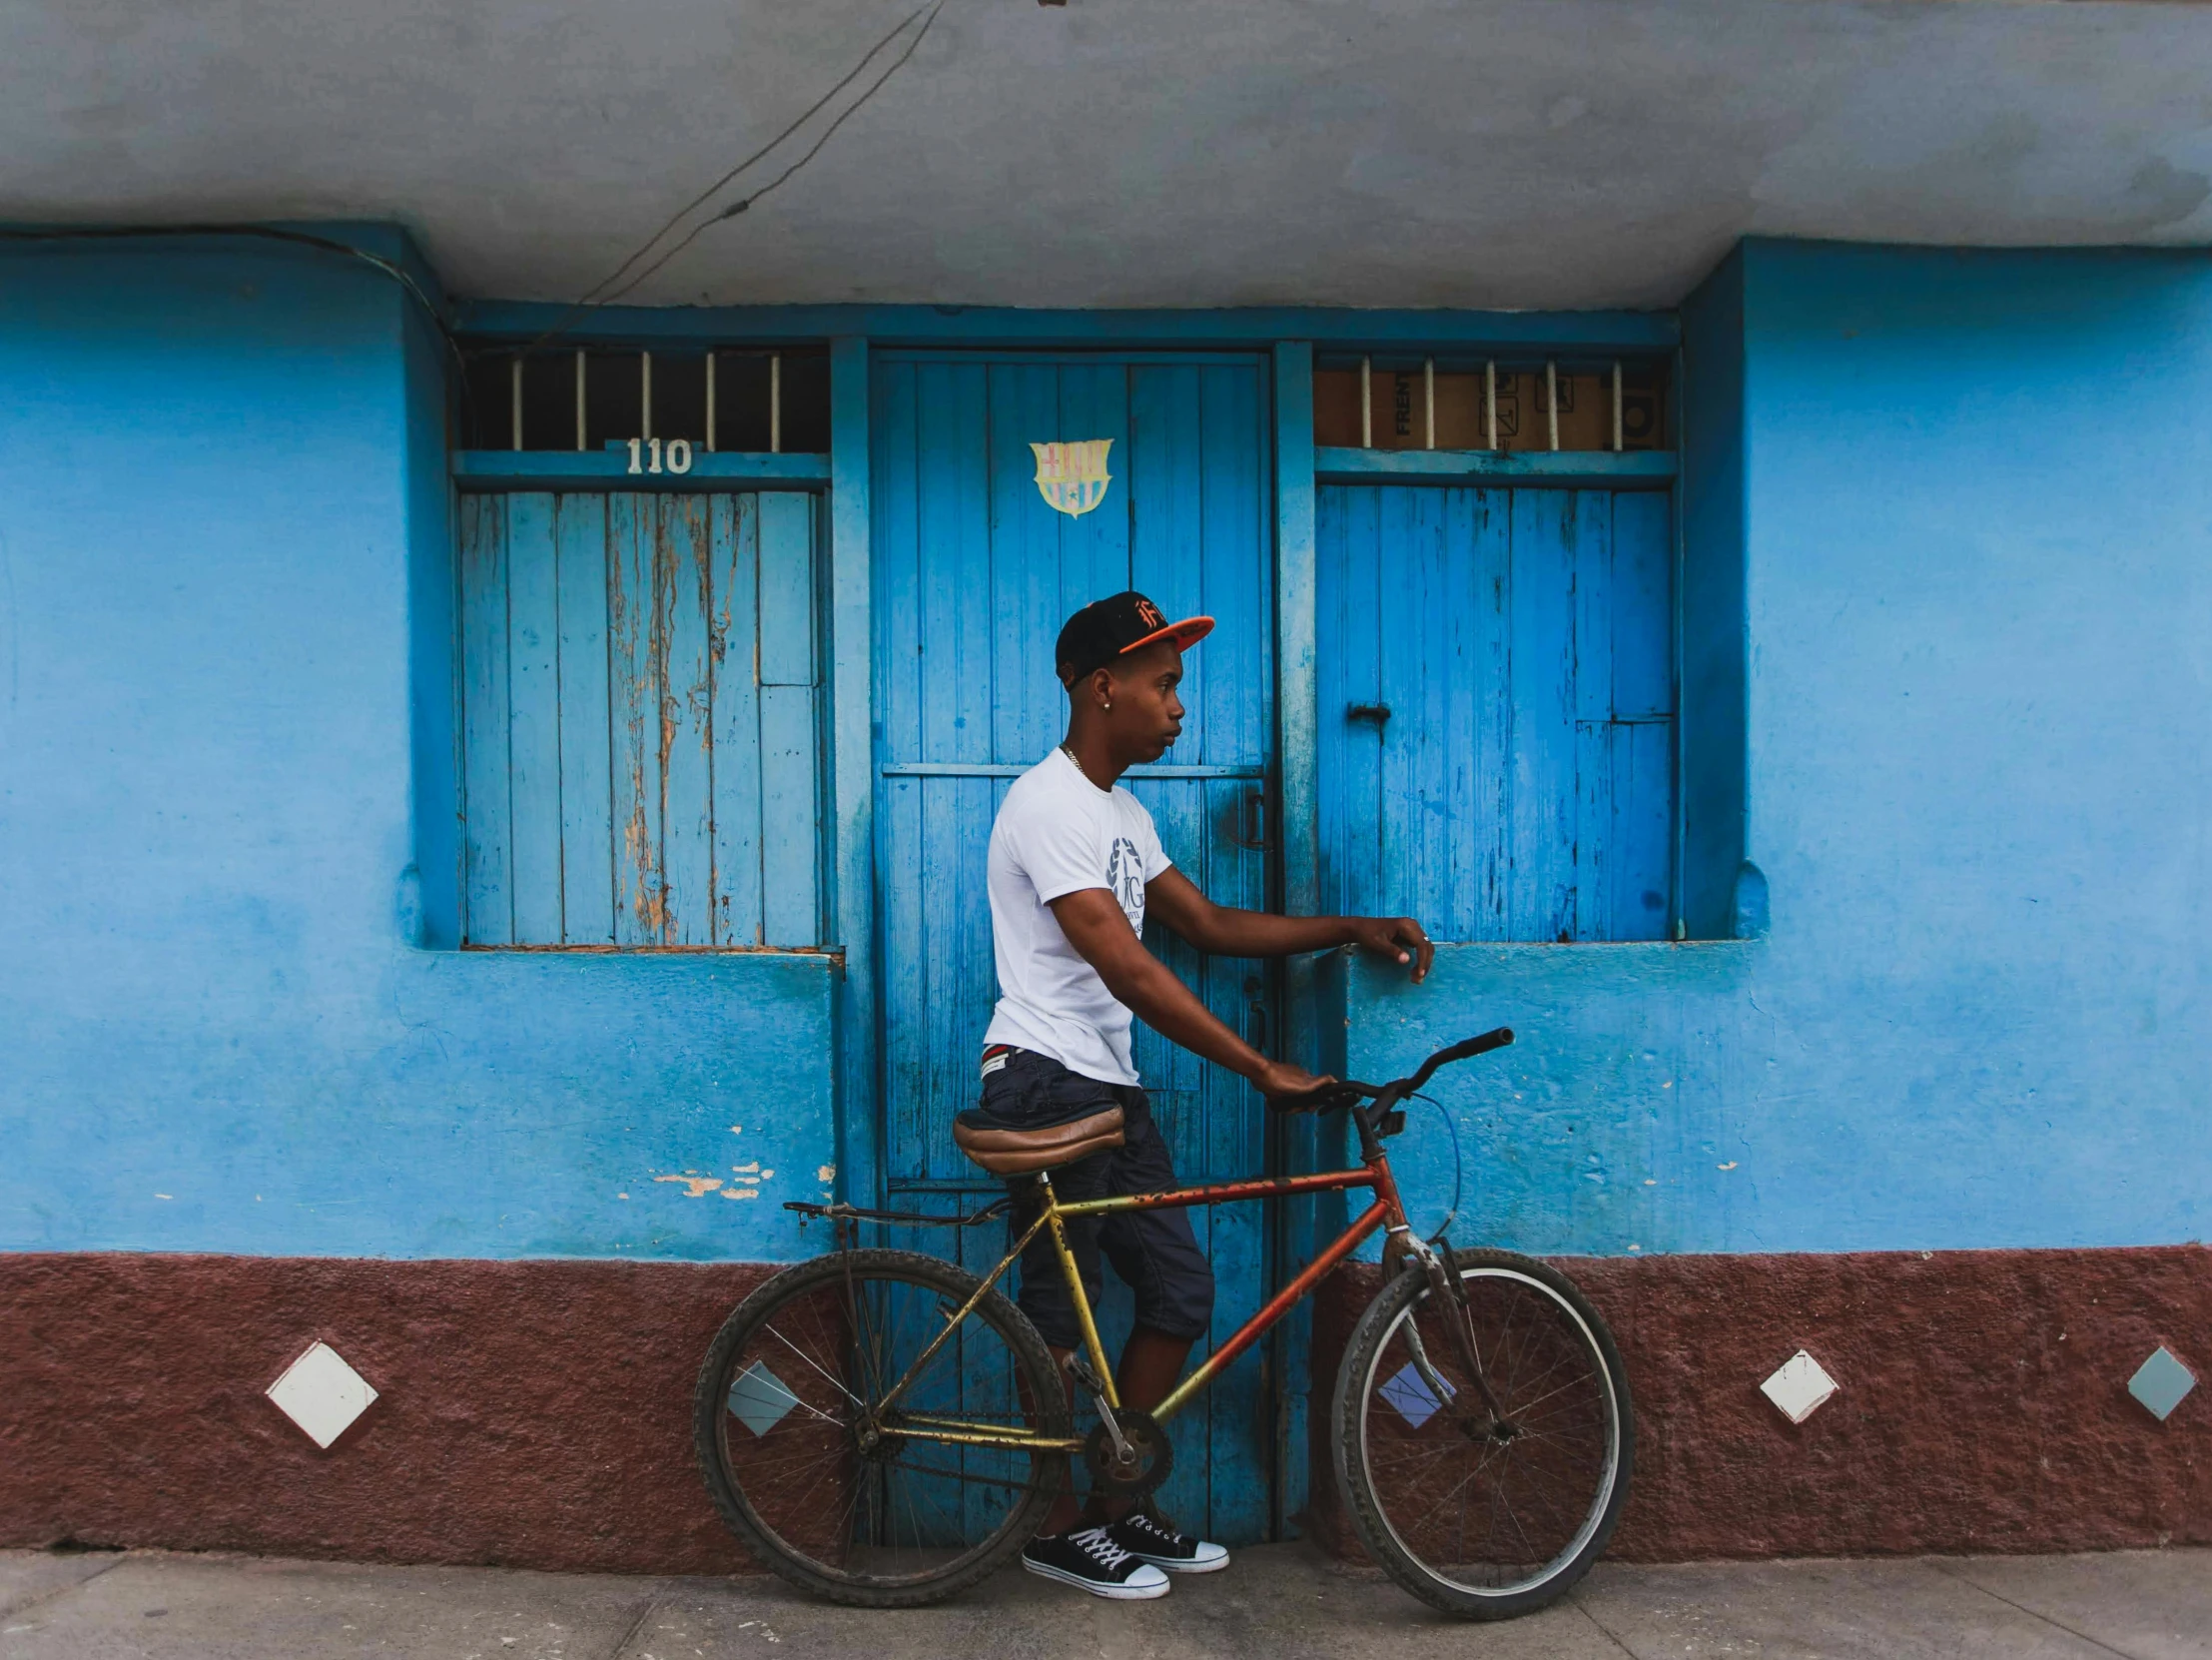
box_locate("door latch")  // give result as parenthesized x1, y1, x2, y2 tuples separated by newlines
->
(1226, 787, 1272, 851)
(1348, 702, 1392, 726)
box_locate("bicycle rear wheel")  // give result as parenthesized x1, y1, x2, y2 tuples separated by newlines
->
(1332, 1247, 1633, 1619)
(693, 1247, 1069, 1607)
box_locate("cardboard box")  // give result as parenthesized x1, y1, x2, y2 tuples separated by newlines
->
(1313, 365, 1666, 453)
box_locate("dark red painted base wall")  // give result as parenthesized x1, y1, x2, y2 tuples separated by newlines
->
(1310, 1246, 2212, 1561)
(1, 1254, 773, 1574)
(5, 1245, 2207, 1575)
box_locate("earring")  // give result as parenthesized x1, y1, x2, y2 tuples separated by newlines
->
(1103, 701, 1112, 711)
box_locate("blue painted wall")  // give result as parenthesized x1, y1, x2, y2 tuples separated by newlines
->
(1347, 242, 2212, 1256)
(0, 236, 837, 1259)
(10, 233, 2210, 1266)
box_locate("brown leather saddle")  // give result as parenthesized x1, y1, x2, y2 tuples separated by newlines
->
(951, 1104, 1125, 1176)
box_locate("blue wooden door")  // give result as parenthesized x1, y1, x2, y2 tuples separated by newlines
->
(1316, 484, 1674, 940)
(870, 352, 1276, 1543)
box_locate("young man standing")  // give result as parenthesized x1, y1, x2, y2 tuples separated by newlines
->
(963, 591, 1432, 1599)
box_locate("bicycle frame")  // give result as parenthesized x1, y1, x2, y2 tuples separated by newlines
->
(868, 1134, 1416, 1451)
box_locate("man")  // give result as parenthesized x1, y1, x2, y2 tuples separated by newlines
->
(963, 590, 1432, 1600)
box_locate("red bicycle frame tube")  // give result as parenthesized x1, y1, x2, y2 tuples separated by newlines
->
(1068, 1151, 1417, 1427)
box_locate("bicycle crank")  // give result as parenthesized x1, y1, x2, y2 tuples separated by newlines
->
(1083, 1408, 1172, 1499)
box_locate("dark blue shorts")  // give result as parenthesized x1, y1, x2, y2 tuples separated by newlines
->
(966, 1048, 1215, 1350)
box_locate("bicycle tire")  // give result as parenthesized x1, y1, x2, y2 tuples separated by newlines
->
(1332, 1247, 1634, 1619)
(693, 1247, 1069, 1608)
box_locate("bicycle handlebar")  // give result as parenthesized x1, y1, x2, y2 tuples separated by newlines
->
(1289, 1027, 1514, 1115)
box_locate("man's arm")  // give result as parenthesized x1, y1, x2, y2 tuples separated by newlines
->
(1145, 867, 1435, 983)
(1048, 888, 1324, 1102)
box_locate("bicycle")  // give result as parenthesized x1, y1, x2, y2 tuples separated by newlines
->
(692, 1028, 1635, 1617)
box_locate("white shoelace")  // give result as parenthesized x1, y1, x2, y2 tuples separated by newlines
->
(1071, 1526, 1134, 1568)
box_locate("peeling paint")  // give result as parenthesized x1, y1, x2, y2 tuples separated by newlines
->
(720, 1187, 761, 1200)
(653, 1174, 724, 1198)
(816, 1165, 835, 1183)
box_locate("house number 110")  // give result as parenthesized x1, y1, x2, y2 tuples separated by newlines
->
(626, 437, 694, 475)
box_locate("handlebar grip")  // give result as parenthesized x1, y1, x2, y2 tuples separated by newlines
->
(1405, 1027, 1515, 1092)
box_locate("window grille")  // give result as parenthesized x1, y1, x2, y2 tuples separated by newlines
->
(1314, 357, 1668, 453)
(457, 346, 832, 453)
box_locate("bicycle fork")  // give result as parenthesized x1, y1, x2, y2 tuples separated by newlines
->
(1370, 1135, 1512, 1437)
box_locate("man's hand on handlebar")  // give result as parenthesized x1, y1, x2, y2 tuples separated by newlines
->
(1344, 915, 1435, 984)
(1252, 1059, 1339, 1107)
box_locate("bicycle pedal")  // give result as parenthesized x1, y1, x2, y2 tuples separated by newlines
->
(1066, 1352, 1110, 1400)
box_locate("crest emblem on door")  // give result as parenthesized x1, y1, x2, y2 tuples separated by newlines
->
(1029, 439, 1113, 517)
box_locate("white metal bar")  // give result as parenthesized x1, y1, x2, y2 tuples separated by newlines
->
(510, 356, 523, 451)
(574, 350, 586, 451)
(706, 353, 717, 452)
(1424, 358, 1435, 450)
(640, 352, 653, 443)
(1546, 359, 1559, 452)
(771, 353, 783, 453)
(1485, 360, 1497, 451)
(1613, 360, 1624, 452)
(1360, 356, 1372, 449)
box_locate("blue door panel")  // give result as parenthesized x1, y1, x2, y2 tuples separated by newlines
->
(870, 353, 1274, 1543)
(457, 490, 823, 948)
(1317, 483, 1675, 942)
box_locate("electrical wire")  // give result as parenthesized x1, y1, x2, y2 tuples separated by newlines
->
(0, 221, 476, 435)
(0, 223, 450, 342)
(517, 0, 946, 353)
(574, 0, 940, 310)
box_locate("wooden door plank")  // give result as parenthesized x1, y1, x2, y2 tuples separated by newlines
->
(986, 362, 1064, 764)
(1612, 719, 1675, 940)
(1612, 489, 1675, 719)
(661, 495, 716, 945)
(1197, 362, 1268, 771)
(709, 493, 764, 945)
(757, 492, 818, 686)
(879, 774, 929, 1179)
(1571, 489, 1618, 941)
(1054, 361, 1134, 615)
(1319, 485, 1384, 921)
(871, 360, 924, 769)
(1128, 364, 1205, 744)
(759, 683, 820, 947)
(608, 491, 667, 943)
(504, 493, 565, 943)
(917, 362, 992, 767)
(554, 494, 615, 944)
(1508, 490, 1579, 942)
(459, 493, 512, 945)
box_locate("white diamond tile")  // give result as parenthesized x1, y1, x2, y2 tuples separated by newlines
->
(1760, 1348, 1838, 1424)
(2127, 1345, 2197, 1422)
(266, 1340, 378, 1449)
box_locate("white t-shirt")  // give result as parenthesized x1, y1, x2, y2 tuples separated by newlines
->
(982, 748, 1172, 1086)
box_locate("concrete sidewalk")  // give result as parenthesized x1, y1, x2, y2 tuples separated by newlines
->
(2, 1542, 2205, 1659)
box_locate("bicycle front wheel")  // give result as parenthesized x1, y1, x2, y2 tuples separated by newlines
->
(693, 1247, 1070, 1607)
(1332, 1247, 1634, 1619)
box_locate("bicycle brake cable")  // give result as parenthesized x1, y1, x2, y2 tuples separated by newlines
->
(1408, 1090, 1463, 1244)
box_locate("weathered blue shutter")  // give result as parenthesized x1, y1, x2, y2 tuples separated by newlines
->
(458, 490, 824, 947)
(1317, 483, 1674, 941)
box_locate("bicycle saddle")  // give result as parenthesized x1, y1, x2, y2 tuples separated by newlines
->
(951, 1104, 1126, 1175)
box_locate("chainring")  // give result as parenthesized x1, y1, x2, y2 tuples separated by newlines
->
(1083, 1408, 1172, 1499)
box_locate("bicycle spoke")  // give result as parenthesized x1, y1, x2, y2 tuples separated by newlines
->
(1355, 1263, 1623, 1603)
(704, 1252, 1064, 1597)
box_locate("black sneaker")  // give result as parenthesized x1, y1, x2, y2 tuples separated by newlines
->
(1106, 1506, 1230, 1573)
(1022, 1525, 1171, 1599)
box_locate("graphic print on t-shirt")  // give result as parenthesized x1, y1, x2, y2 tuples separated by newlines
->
(1106, 836, 1146, 935)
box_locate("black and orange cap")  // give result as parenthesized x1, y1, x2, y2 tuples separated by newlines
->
(1056, 591, 1214, 684)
